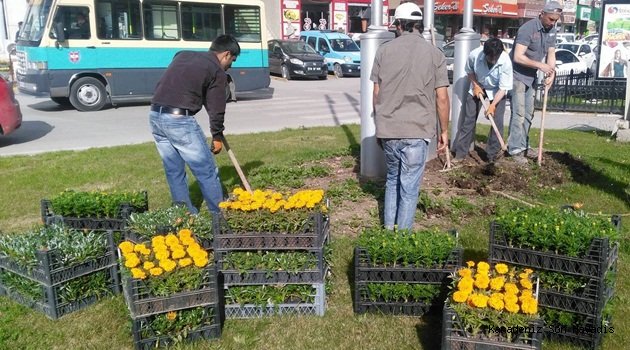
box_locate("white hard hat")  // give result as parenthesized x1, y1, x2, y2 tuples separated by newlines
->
(394, 2, 423, 21)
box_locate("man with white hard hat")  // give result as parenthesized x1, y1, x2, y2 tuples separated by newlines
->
(370, 2, 450, 230)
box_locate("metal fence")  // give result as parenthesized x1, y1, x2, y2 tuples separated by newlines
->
(534, 71, 626, 114)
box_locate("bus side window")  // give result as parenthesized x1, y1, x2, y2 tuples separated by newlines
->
(143, 2, 179, 40)
(224, 5, 261, 42)
(181, 3, 221, 41)
(53, 6, 91, 40)
(95, 0, 141, 40)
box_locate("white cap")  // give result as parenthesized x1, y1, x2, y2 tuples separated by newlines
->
(394, 2, 423, 21)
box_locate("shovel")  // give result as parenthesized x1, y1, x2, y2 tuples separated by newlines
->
(477, 93, 507, 152)
(537, 85, 551, 166)
(430, 26, 453, 172)
(219, 136, 253, 193)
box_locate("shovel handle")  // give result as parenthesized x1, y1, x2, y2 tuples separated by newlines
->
(477, 93, 507, 151)
(220, 137, 253, 193)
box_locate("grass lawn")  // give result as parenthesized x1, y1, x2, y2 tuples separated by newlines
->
(0, 124, 628, 350)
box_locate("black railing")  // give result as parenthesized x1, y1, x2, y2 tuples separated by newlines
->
(534, 70, 626, 114)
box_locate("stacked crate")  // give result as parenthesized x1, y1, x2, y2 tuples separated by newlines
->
(489, 216, 621, 349)
(213, 211, 329, 318)
(353, 231, 462, 316)
(0, 230, 120, 319)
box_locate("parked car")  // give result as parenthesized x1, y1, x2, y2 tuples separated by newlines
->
(299, 30, 361, 78)
(557, 42, 597, 73)
(0, 75, 22, 136)
(267, 39, 327, 80)
(554, 49, 589, 76)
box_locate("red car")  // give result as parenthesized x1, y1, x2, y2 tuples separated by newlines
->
(0, 75, 22, 136)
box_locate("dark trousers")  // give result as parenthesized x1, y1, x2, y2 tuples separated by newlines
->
(453, 93, 506, 161)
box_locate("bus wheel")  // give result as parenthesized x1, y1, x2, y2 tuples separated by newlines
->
(50, 97, 71, 106)
(70, 77, 107, 111)
(333, 64, 344, 78)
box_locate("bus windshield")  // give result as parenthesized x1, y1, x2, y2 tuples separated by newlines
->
(18, 0, 53, 42)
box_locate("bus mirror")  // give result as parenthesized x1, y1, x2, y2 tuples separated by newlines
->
(54, 22, 66, 42)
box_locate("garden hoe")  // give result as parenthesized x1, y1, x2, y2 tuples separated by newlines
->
(220, 136, 253, 193)
(537, 85, 551, 166)
(477, 93, 507, 153)
(430, 26, 453, 173)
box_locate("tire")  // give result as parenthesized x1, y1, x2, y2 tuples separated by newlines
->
(318, 74, 328, 80)
(50, 97, 71, 106)
(69, 77, 107, 111)
(281, 65, 291, 80)
(333, 64, 344, 78)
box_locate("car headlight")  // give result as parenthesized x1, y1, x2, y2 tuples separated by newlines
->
(27, 60, 48, 70)
(343, 56, 352, 63)
(289, 58, 304, 65)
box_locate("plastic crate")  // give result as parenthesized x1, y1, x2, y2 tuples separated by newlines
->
(0, 266, 120, 320)
(131, 305, 221, 350)
(353, 282, 445, 315)
(224, 283, 326, 318)
(41, 191, 149, 231)
(489, 221, 619, 279)
(442, 305, 543, 350)
(212, 212, 329, 250)
(539, 277, 615, 317)
(543, 313, 610, 350)
(216, 249, 327, 285)
(122, 265, 219, 319)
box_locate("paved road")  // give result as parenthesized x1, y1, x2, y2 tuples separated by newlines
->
(0, 75, 623, 157)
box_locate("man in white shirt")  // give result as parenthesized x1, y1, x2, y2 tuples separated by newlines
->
(453, 37, 512, 163)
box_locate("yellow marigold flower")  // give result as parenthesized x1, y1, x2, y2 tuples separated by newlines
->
(458, 268, 473, 278)
(520, 278, 533, 290)
(166, 311, 177, 321)
(521, 298, 538, 315)
(178, 258, 193, 267)
(152, 236, 166, 246)
(474, 274, 490, 289)
(477, 261, 490, 272)
(193, 256, 208, 267)
(124, 254, 140, 268)
(178, 229, 192, 239)
(520, 290, 533, 300)
(504, 283, 519, 295)
(139, 247, 151, 256)
(159, 259, 177, 272)
(453, 291, 469, 303)
(165, 234, 180, 246)
(149, 267, 164, 276)
(490, 277, 505, 291)
(471, 294, 489, 308)
(130, 268, 146, 280)
(495, 263, 509, 274)
(143, 261, 155, 270)
(218, 201, 231, 209)
(172, 249, 186, 260)
(180, 236, 196, 247)
(272, 192, 283, 200)
(505, 302, 520, 313)
(524, 268, 533, 275)
(133, 243, 147, 253)
(488, 297, 504, 311)
(504, 294, 518, 305)
(458, 277, 474, 293)
(119, 241, 135, 254)
(466, 261, 475, 268)
(491, 292, 504, 300)
(155, 250, 170, 261)
(233, 188, 244, 196)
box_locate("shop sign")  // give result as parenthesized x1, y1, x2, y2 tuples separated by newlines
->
(580, 7, 592, 20)
(434, 1, 460, 14)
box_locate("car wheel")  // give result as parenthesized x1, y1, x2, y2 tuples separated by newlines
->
(333, 64, 344, 78)
(50, 97, 71, 106)
(318, 74, 327, 80)
(281, 65, 291, 80)
(69, 77, 107, 111)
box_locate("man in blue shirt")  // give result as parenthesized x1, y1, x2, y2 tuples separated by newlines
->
(507, 1, 562, 163)
(453, 38, 512, 163)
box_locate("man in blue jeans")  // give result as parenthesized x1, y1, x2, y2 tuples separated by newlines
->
(150, 35, 240, 213)
(370, 3, 450, 230)
(507, 1, 562, 163)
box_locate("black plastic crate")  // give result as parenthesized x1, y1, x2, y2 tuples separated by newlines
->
(122, 265, 219, 319)
(212, 212, 329, 250)
(442, 306, 543, 350)
(539, 277, 615, 317)
(0, 266, 120, 320)
(216, 249, 327, 285)
(0, 230, 118, 286)
(41, 191, 149, 231)
(354, 246, 462, 284)
(124, 225, 213, 251)
(224, 283, 326, 318)
(354, 282, 445, 316)
(489, 221, 619, 279)
(543, 313, 610, 350)
(131, 305, 221, 350)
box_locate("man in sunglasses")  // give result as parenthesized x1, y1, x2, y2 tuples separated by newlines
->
(149, 34, 240, 214)
(507, 1, 562, 164)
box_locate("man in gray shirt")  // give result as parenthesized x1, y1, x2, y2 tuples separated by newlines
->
(370, 2, 450, 230)
(507, 1, 562, 163)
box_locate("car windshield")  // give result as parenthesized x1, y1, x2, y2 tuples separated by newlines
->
(558, 44, 579, 54)
(556, 50, 577, 63)
(282, 41, 317, 54)
(329, 38, 359, 52)
(18, 0, 53, 42)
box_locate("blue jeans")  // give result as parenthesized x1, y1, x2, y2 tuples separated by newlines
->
(382, 139, 429, 230)
(150, 111, 223, 214)
(507, 79, 535, 155)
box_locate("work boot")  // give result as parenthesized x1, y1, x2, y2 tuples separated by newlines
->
(511, 152, 528, 164)
(525, 148, 539, 159)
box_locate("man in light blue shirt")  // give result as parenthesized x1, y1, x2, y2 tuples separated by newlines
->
(453, 37, 512, 162)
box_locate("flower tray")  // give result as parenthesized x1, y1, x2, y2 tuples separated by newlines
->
(212, 212, 329, 250)
(543, 313, 609, 350)
(538, 277, 615, 317)
(353, 246, 462, 284)
(122, 265, 219, 319)
(124, 228, 213, 251)
(489, 220, 619, 279)
(41, 191, 149, 231)
(216, 249, 327, 285)
(0, 230, 118, 286)
(353, 281, 443, 316)
(225, 283, 326, 318)
(131, 305, 221, 350)
(0, 267, 120, 320)
(442, 305, 543, 350)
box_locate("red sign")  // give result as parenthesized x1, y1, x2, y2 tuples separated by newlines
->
(69, 51, 80, 63)
(435, 0, 519, 17)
